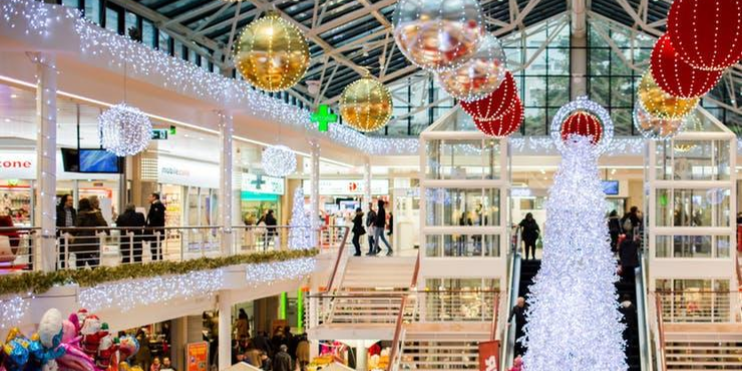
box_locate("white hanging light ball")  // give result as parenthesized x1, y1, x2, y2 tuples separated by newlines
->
(393, 0, 485, 71)
(262, 145, 297, 177)
(98, 103, 153, 156)
(437, 33, 508, 102)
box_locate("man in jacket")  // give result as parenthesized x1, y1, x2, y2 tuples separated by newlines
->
(373, 200, 392, 256)
(508, 297, 527, 357)
(116, 203, 146, 263)
(56, 194, 77, 268)
(272, 345, 292, 371)
(365, 203, 376, 255)
(146, 193, 166, 261)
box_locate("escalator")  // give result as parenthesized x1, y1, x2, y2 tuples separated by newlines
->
(616, 268, 641, 371)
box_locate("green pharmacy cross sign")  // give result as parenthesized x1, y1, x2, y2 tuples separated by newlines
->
(310, 104, 338, 132)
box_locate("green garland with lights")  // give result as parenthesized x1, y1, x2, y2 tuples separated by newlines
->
(0, 249, 318, 297)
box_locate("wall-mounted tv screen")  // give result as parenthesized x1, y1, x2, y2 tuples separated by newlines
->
(60, 148, 80, 172)
(78, 149, 122, 173)
(602, 180, 619, 195)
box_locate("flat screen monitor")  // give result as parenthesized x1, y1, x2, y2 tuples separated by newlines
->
(78, 149, 121, 173)
(602, 180, 619, 195)
(60, 148, 80, 172)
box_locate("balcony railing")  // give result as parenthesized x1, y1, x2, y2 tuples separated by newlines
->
(651, 290, 739, 324)
(0, 225, 348, 272)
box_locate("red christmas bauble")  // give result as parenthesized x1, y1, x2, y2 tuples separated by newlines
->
(473, 96, 523, 137)
(461, 71, 517, 122)
(560, 111, 602, 145)
(651, 34, 722, 98)
(667, 0, 742, 71)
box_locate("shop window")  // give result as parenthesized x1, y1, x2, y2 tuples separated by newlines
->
(425, 188, 500, 227)
(425, 234, 500, 258)
(426, 139, 501, 180)
(655, 279, 731, 323)
(655, 188, 730, 228)
(83, 0, 101, 25)
(423, 278, 500, 321)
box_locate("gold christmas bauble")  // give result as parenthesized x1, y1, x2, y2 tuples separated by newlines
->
(637, 70, 699, 120)
(633, 104, 685, 140)
(234, 11, 310, 92)
(339, 76, 393, 132)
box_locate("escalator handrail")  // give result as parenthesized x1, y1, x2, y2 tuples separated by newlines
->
(634, 248, 653, 371)
(501, 227, 522, 371)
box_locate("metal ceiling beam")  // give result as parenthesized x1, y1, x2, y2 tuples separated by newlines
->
(160, 1, 225, 28)
(308, 0, 397, 37)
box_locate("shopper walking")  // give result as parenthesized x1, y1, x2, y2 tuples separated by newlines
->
(236, 309, 250, 341)
(351, 208, 365, 256)
(508, 297, 528, 358)
(607, 210, 623, 253)
(160, 357, 176, 371)
(272, 345, 292, 371)
(264, 210, 278, 249)
(252, 331, 273, 357)
(619, 231, 639, 279)
(373, 200, 392, 256)
(146, 193, 166, 261)
(296, 334, 310, 371)
(365, 203, 376, 255)
(518, 213, 540, 260)
(73, 198, 107, 268)
(621, 206, 641, 234)
(116, 203, 146, 263)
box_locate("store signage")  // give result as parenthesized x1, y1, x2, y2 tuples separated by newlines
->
(151, 129, 169, 140)
(241, 173, 284, 195)
(158, 156, 218, 188)
(478, 340, 500, 371)
(302, 179, 389, 195)
(185, 342, 209, 371)
(511, 188, 533, 198)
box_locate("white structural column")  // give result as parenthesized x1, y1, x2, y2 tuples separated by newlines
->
(218, 291, 232, 371)
(570, 0, 587, 98)
(218, 111, 233, 256)
(310, 140, 320, 247)
(33, 53, 57, 272)
(363, 157, 372, 208)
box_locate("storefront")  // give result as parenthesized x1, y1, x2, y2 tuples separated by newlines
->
(301, 179, 390, 225)
(240, 173, 284, 225)
(157, 156, 219, 228)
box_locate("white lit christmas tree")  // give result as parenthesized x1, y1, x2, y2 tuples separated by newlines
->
(523, 135, 627, 371)
(288, 186, 312, 250)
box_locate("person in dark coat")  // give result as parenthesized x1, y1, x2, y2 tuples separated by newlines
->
(608, 210, 623, 253)
(272, 345, 292, 371)
(252, 331, 273, 358)
(73, 198, 108, 269)
(619, 295, 637, 343)
(518, 213, 540, 260)
(116, 203, 146, 263)
(351, 208, 365, 256)
(373, 200, 392, 256)
(264, 210, 278, 249)
(365, 203, 377, 255)
(508, 297, 528, 358)
(146, 193, 166, 261)
(621, 206, 641, 234)
(619, 231, 640, 279)
(56, 194, 77, 268)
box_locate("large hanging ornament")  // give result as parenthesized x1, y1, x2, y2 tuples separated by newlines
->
(550, 96, 614, 155)
(460, 71, 517, 123)
(262, 145, 296, 177)
(473, 96, 523, 137)
(392, 0, 485, 71)
(98, 103, 152, 157)
(650, 34, 722, 98)
(560, 111, 603, 145)
(339, 76, 393, 132)
(234, 11, 310, 92)
(437, 33, 507, 102)
(667, 0, 742, 71)
(637, 71, 699, 120)
(633, 105, 685, 140)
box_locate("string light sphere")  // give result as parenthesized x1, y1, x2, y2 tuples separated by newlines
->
(392, 0, 485, 71)
(632, 104, 686, 140)
(98, 103, 153, 157)
(460, 71, 517, 123)
(667, 0, 742, 71)
(437, 33, 507, 102)
(339, 76, 393, 132)
(262, 144, 297, 177)
(234, 11, 310, 92)
(550, 96, 613, 155)
(650, 34, 722, 98)
(637, 71, 699, 120)
(560, 111, 603, 145)
(473, 96, 523, 137)
(673, 113, 703, 152)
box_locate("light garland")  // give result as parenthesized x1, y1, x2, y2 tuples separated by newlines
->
(98, 103, 152, 156)
(523, 136, 627, 371)
(79, 269, 224, 313)
(245, 257, 316, 286)
(549, 96, 614, 155)
(0, 293, 31, 329)
(288, 186, 312, 250)
(0, 0, 416, 156)
(508, 137, 645, 156)
(262, 144, 297, 177)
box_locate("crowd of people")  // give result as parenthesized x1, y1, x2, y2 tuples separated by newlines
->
(54, 192, 167, 268)
(351, 200, 393, 257)
(233, 326, 310, 371)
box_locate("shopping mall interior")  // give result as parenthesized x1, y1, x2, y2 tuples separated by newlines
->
(0, 0, 740, 370)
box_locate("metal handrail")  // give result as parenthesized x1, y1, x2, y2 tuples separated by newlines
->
(490, 293, 500, 341)
(654, 294, 667, 371)
(320, 226, 350, 293)
(501, 227, 522, 371)
(388, 249, 420, 371)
